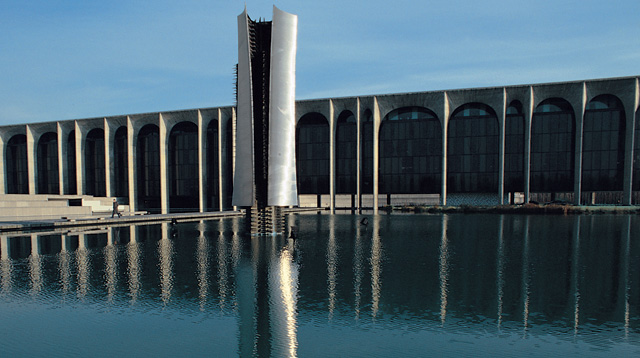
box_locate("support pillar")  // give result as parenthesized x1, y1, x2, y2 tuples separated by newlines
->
(197, 110, 208, 213)
(498, 89, 507, 205)
(329, 99, 335, 212)
(373, 97, 380, 213)
(159, 114, 169, 214)
(127, 116, 137, 212)
(26, 125, 37, 194)
(573, 83, 587, 205)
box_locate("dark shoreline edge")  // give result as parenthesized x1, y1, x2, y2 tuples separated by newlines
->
(382, 203, 640, 215)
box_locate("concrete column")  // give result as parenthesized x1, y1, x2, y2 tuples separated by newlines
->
(75, 121, 84, 195)
(372, 97, 381, 213)
(356, 98, 362, 210)
(104, 118, 113, 198)
(523, 87, 534, 203)
(622, 79, 639, 205)
(329, 99, 335, 212)
(498, 89, 507, 205)
(197, 110, 207, 213)
(26, 125, 37, 194)
(57, 123, 66, 195)
(127, 116, 137, 212)
(441, 92, 450, 206)
(0, 135, 6, 194)
(573, 83, 587, 205)
(159, 113, 169, 214)
(218, 109, 225, 211)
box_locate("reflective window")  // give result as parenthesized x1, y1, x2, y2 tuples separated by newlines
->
(137, 125, 160, 212)
(505, 102, 524, 192)
(296, 113, 329, 194)
(169, 122, 199, 212)
(37, 132, 59, 194)
(582, 95, 625, 191)
(6, 134, 28, 194)
(336, 111, 356, 194)
(207, 120, 219, 210)
(113, 127, 128, 197)
(380, 107, 441, 194)
(66, 131, 76, 194)
(85, 128, 106, 196)
(531, 98, 575, 192)
(362, 110, 373, 194)
(447, 103, 498, 193)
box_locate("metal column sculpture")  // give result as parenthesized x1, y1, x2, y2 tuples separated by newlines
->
(233, 6, 298, 234)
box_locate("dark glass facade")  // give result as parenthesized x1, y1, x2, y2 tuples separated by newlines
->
(530, 99, 575, 193)
(447, 104, 498, 193)
(113, 127, 128, 197)
(505, 103, 525, 192)
(296, 113, 329, 194)
(36, 132, 59, 194)
(85, 129, 106, 197)
(169, 122, 199, 212)
(137, 125, 160, 212)
(336, 111, 356, 194)
(66, 131, 76, 194)
(380, 107, 442, 194)
(582, 95, 625, 191)
(361, 110, 373, 194)
(6, 134, 28, 194)
(207, 120, 219, 210)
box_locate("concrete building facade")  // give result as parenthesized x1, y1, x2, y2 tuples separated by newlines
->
(0, 76, 638, 213)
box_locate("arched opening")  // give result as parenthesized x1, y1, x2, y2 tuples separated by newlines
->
(37, 132, 59, 194)
(582, 94, 625, 204)
(505, 101, 525, 199)
(380, 106, 441, 194)
(6, 134, 28, 194)
(447, 103, 498, 193)
(632, 107, 640, 204)
(296, 113, 329, 195)
(66, 131, 76, 194)
(85, 128, 106, 196)
(336, 110, 356, 194)
(531, 98, 575, 201)
(361, 109, 374, 195)
(137, 124, 160, 213)
(113, 126, 128, 198)
(207, 119, 219, 210)
(169, 121, 198, 212)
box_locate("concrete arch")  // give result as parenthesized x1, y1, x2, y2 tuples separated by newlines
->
(6, 134, 28, 194)
(168, 121, 199, 212)
(137, 124, 161, 213)
(36, 132, 59, 194)
(113, 126, 128, 198)
(296, 112, 330, 196)
(85, 128, 106, 196)
(335, 110, 357, 195)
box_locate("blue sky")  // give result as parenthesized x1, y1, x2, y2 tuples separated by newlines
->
(0, 0, 638, 125)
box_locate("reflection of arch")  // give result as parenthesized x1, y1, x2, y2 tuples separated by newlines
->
(85, 128, 106, 196)
(336, 111, 356, 194)
(296, 113, 329, 194)
(113, 127, 128, 197)
(531, 98, 575, 193)
(37, 132, 59, 194)
(207, 119, 219, 210)
(66, 131, 76, 194)
(447, 103, 498, 193)
(505, 101, 525, 193)
(380, 106, 441, 194)
(137, 124, 160, 212)
(6, 134, 28, 194)
(169, 122, 198, 212)
(582, 94, 625, 193)
(361, 109, 374, 194)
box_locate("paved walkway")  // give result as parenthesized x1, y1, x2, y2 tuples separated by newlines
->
(0, 210, 244, 233)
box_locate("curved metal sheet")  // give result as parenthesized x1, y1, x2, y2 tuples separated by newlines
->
(232, 9, 256, 207)
(268, 6, 298, 206)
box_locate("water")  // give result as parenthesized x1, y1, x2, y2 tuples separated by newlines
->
(0, 213, 639, 357)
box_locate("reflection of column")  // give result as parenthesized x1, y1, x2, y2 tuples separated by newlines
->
(496, 215, 505, 328)
(29, 234, 42, 295)
(105, 229, 118, 303)
(439, 215, 450, 325)
(237, 246, 258, 357)
(571, 216, 581, 335)
(269, 242, 299, 358)
(217, 221, 228, 309)
(353, 217, 364, 320)
(623, 216, 631, 338)
(522, 217, 531, 334)
(327, 215, 337, 319)
(127, 226, 141, 304)
(196, 221, 209, 310)
(231, 218, 241, 268)
(370, 215, 382, 319)
(77, 234, 90, 299)
(1, 236, 12, 294)
(59, 236, 72, 295)
(159, 222, 174, 305)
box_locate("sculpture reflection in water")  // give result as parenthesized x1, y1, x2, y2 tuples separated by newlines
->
(0, 214, 639, 356)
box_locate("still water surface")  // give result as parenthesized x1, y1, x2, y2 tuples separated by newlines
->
(0, 213, 639, 357)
